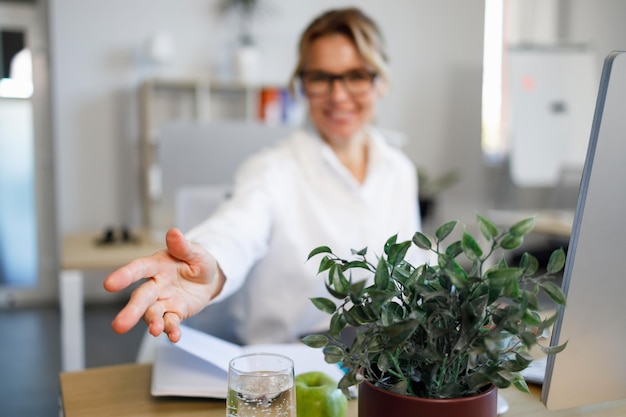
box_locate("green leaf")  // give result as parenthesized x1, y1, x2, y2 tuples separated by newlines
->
(301, 334, 329, 348)
(349, 280, 367, 301)
(351, 247, 368, 256)
(447, 266, 469, 288)
(503, 273, 520, 298)
(512, 373, 530, 393)
(388, 240, 411, 266)
(547, 248, 566, 274)
(369, 288, 396, 307)
(500, 234, 524, 250)
(310, 297, 337, 314)
(445, 241, 463, 258)
(540, 281, 567, 306)
(540, 341, 568, 355)
(487, 371, 511, 388)
(485, 268, 524, 289)
(384, 234, 398, 254)
(343, 260, 371, 271)
(435, 220, 458, 241)
(412, 232, 432, 250)
(520, 331, 538, 347)
(519, 252, 539, 275)
(343, 308, 369, 326)
(331, 265, 350, 295)
(508, 217, 535, 237)
(325, 280, 349, 300)
(338, 372, 361, 398)
(352, 304, 376, 322)
(388, 379, 408, 395)
(515, 350, 534, 364)
(477, 214, 498, 240)
(374, 257, 390, 290)
(381, 302, 404, 326)
(462, 230, 483, 260)
(522, 309, 541, 325)
(307, 246, 332, 260)
(376, 351, 391, 373)
(391, 261, 412, 284)
(383, 320, 419, 345)
(468, 293, 489, 317)
(317, 256, 335, 273)
(329, 313, 347, 336)
(323, 345, 345, 363)
(538, 311, 561, 330)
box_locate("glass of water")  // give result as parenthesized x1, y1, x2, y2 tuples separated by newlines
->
(227, 353, 296, 417)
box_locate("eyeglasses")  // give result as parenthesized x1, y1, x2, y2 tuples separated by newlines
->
(299, 69, 378, 96)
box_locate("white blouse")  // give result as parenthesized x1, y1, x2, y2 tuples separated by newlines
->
(185, 127, 422, 345)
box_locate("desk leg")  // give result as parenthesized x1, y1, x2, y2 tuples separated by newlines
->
(60, 269, 85, 371)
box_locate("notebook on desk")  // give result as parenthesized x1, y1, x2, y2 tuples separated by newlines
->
(151, 324, 346, 398)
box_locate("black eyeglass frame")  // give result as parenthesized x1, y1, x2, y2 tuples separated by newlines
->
(298, 69, 379, 96)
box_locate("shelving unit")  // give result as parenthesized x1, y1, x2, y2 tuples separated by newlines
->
(137, 78, 288, 229)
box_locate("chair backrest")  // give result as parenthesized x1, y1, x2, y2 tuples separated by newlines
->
(151, 121, 296, 232)
(174, 185, 232, 233)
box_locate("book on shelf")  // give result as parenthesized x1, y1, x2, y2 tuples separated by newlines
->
(151, 324, 345, 399)
(257, 87, 304, 126)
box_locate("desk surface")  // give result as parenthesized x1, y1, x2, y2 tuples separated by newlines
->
(60, 363, 626, 417)
(62, 230, 164, 270)
(487, 209, 574, 238)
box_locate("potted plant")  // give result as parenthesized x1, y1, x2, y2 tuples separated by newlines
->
(303, 214, 567, 417)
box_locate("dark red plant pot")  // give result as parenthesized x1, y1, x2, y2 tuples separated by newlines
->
(358, 380, 498, 417)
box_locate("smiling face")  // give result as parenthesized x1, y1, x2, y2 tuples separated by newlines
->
(302, 34, 382, 148)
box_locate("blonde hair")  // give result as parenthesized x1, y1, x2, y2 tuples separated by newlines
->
(288, 7, 390, 93)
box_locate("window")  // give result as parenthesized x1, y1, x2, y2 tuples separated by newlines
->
(0, 29, 32, 98)
(481, 0, 506, 164)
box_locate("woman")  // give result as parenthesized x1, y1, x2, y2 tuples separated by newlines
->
(104, 7, 421, 346)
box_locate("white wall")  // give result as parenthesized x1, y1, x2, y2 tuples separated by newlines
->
(566, 0, 626, 63)
(45, 0, 626, 302)
(48, 0, 487, 236)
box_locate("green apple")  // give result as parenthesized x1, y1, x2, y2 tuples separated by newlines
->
(295, 371, 348, 417)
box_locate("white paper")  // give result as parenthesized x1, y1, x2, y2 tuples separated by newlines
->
(151, 324, 346, 398)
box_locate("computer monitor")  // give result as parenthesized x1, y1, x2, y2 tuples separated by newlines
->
(542, 51, 626, 410)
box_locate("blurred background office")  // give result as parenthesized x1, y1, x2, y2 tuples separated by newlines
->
(2, 0, 626, 415)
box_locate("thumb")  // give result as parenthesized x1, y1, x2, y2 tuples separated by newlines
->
(164, 228, 216, 284)
(164, 228, 196, 262)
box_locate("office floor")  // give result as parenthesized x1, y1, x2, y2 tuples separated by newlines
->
(0, 302, 144, 417)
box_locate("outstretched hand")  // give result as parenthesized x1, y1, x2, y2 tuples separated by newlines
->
(103, 228, 223, 343)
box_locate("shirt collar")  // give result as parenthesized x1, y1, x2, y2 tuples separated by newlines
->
(302, 125, 398, 189)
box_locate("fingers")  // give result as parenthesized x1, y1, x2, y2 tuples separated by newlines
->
(164, 312, 182, 343)
(111, 279, 160, 334)
(143, 304, 182, 343)
(103, 229, 187, 294)
(145, 301, 166, 336)
(103, 255, 166, 294)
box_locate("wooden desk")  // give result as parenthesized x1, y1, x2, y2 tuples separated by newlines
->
(60, 363, 626, 417)
(487, 209, 574, 238)
(60, 230, 164, 372)
(59, 363, 356, 417)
